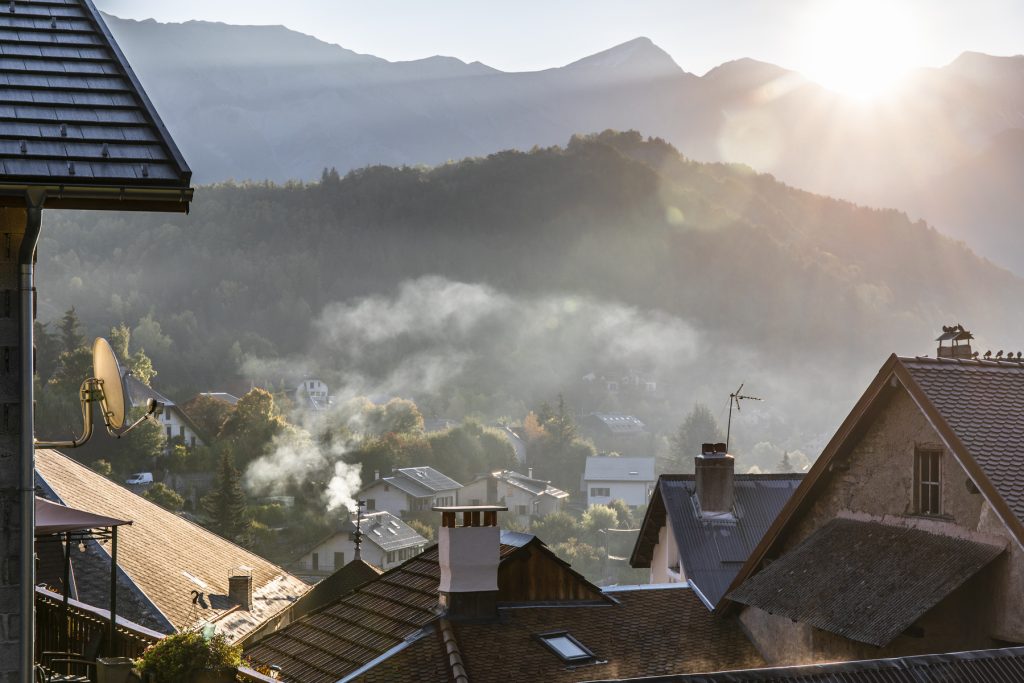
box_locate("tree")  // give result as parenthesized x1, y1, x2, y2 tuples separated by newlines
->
(182, 395, 234, 441)
(670, 403, 724, 465)
(118, 418, 167, 477)
(91, 459, 113, 478)
(144, 483, 184, 512)
(34, 321, 62, 383)
(531, 511, 579, 545)
(581, 504, 619, 544)
(110, 322, 156, 385)
(217, 388, 287, 467)
(777, 450, 794, 473)
(58, 307, 85, 355)
(201, 451, 250, 544)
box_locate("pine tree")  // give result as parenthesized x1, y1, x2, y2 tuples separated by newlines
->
(778, 451, 794, 473)
(59, 307, 85, 355)
(201, 451, 250, 544)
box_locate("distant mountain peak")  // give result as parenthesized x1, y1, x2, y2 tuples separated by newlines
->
(565, 37, 685, 79)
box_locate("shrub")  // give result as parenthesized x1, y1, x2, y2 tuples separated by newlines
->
(135, 632, 241, 682)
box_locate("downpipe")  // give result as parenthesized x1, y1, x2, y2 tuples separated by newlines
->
(19, 196, 42, 683)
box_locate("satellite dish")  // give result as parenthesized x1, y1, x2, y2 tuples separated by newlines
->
(92, 337, 127, 431)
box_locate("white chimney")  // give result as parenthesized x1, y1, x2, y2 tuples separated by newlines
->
(695, 442, 734, 516)
(435, 505, 506, 621)
(527, 467, 533, 479)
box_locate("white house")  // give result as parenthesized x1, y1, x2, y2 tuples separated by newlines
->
(295, 379, 330, 411)
(291, 511, 428, 581)
(459, 470, 569, 527)
(125, 375, 204, 449)
(582, 456, 656, 508)
(358, 466, 461, 518)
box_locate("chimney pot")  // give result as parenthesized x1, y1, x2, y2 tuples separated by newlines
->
(434, 505, 506, 621)
(527, 467, 533, 479)
(695, 445, 735, 516)
(228, 574, 253, 611)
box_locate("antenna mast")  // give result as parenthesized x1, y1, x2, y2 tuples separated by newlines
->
(726, 383, 763, 452)
(351, 500, 366, 561)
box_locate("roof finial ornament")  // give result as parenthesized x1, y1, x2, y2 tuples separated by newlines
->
(350, 500, 367, 561)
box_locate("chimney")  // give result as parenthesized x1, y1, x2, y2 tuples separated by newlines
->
(695, 442, 734, 516)
(374, 469, 380, 480)
(228, 573, 253, 611)
(936, 324, 973, 359)
(527, 467, 533, 479)
(435, 505, 507, 621)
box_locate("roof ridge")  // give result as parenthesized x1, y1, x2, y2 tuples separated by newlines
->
(438, 618, 469, 683)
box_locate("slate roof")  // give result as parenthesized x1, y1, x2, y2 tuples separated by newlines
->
(632, 474, 803, 606)
(591, 646, 1024, 682)
(726, 516, 1005, 647)
(437, 585, 763, 683)
(35, 449, 308, 642)
(584, 456, 656, 482)
(360, 511, 428, 552)
(0, 0, 192, 211)
(393, 466, 461, 492)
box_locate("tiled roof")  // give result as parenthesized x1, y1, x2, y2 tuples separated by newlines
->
(394, 466, 462, 493)
(901, 357, 1024, 523)
(375, 584, 764, 683)
(594, 646, 1024, 682)
(632, 474, 803, 606)
(0, 0, 192, 210)
(35, 449, 308, 642)
(727, 516, 1005, 646)
(584, 456, 656, 482)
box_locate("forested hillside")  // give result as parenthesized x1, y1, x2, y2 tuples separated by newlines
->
(37, 131, 1024, 451)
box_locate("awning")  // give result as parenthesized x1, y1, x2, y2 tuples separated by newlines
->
(727, 517, 1005, 646)
(35, 497, 131, 537)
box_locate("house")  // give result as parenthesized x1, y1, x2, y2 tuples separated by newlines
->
(244, 507, 764, 682)
(582, 412, 654, 456)
(294, 378, 330, 411)
(125, 375, 205, 448)
(583, 455, 656, 507)
(35, 449, 308, 642)
(590, 645, 1024, 682)
(630, 444, 803, 604)
(0, 1, 194, 676)
(459, 469, 569, 526)
(359, 466, 461, 517)
(196, 392, 241, 406)
(723, 329, 1024, 665)
(290, 510, 428, 579)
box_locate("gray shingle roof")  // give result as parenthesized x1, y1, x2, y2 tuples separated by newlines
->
(360, 511, 428, 553)
(393, 466, 461, 493)
(591, 646, 1024, 682)
(632, 474, 802, 606)
(727, 516, 1005, 647)
(901, 357, 1024, 523)
(0, 0, 191, 210)
(584, 456, 656, 482)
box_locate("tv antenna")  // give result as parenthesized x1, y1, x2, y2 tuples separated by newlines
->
(35, 338, 163, 449)
(726, 383, 763, 452)
(350, 500, 367, 561)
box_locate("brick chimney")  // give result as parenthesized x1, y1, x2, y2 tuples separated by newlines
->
(228, 574, 253, 611)
(435, 505, 507, 621)
(695, 442, 734, 516)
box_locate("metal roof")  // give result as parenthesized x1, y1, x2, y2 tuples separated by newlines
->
(727, 516, 1005, 647)
(587, 646, 1024, 682)
(589, 413, 648, 434)
(0, 0, 191, 211)
(632, 474, 802, 606)
(584, 456, 656, 482)
(393, 466, 461, 493)
(359, 511, 428, 553)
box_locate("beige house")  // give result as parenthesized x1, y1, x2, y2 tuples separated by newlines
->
(459, 470, 569, 527)
(724, 330, 1024, 665)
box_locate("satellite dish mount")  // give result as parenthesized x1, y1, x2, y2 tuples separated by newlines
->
(35, 338, 163, 448)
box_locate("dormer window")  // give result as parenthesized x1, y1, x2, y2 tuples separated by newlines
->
(535, 631, 595, 664)
(915, 448, 942, 515)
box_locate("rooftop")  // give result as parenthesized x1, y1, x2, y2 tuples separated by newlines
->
(584, 456, 656, 482)
(632, 474, 803, 606)
(588, 413, 648, 434)
(394, 466, 462, 493)
(357, 511, 428, 553)
(0, 0, 192, 211)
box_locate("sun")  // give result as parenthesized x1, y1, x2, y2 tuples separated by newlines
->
(798, 1, 923, 100)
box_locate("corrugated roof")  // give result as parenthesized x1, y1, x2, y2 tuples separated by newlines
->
(584, 456, 656, 482)
(588, 645, 1024, 682)
(35, 449, 308, 642)
(632, 474, 802, 606)
(727, 517, 1005, 647)
(901, 357, 1024, 524)
(394, 466, 461, 493)
(0, 0, 192, 210)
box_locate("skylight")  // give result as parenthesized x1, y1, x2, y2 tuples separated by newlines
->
(535, 631, 595, 663)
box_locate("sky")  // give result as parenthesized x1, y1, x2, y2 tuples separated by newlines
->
(93, 0, 1022, 77)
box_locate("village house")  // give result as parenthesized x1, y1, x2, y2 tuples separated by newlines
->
(35, 449, 308, 642)
(358, 466, 461, 517)
(290, 510, 428, 580)
(581, 412, 654, 456)
(125, 374, 205, 449)
(583, 455, 656, 507)
(630, 443, 803, 605)
(244, 506, 764, 682)
(722, 327, 1024, 665)
(459, 469, 569, 526)
(294, 378, 330, 411)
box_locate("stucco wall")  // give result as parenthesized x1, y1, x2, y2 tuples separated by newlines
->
(361, 481, 411, 517)
(587, 481, 651, 507)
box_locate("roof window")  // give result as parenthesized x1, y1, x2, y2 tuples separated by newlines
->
(535, 631, 595, 663)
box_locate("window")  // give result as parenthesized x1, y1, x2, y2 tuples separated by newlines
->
(311, 552, 319, 571)
(366, 499, 375, 511)
(590, 487, 611, 498)
(915, 449, 942, 515)
(179, 425, 185, 438)
(166, 426, 172, 438)
(535, 631, 595, 663)
(516, 505, 528, 516)
(334, 552, 345, 569)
